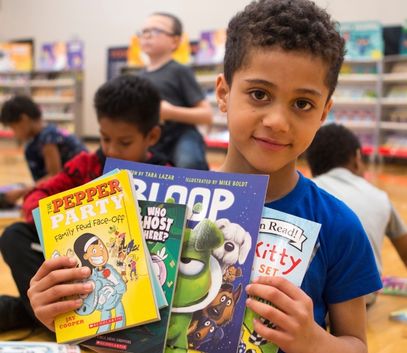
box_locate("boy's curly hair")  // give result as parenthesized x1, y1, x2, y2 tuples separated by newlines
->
(94, 75, 161, 135)
(0, 95, 42, 125)
(224, 0, 345, 98)
(306, 123, 361, 177)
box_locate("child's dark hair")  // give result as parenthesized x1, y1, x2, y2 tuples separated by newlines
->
(94, 75, 161, 135)
(224, 0, 345, 98)
(306, 123, 361, 177)
(153, 12, 183, 36)
(0, 95, 42, 125)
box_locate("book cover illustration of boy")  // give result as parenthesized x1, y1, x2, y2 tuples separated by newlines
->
(37, 170, 159, 343)
(240, 207, 321, 353)
(103, 158, 269, 353)
(83, 200, 187, 353)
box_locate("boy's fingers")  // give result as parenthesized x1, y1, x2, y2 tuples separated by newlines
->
(251, 316, 289, 345)
(35, 298, 84, 331)
(29, 281, 93, 313)
(246, 297, 291, 331)
(252, 276, 307, 301)
(31, 256, 78, 283)
(29, 266, 91, 294)
(246, 282, 294, 316)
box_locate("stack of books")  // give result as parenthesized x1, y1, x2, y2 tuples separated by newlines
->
(34, 159, 322, 353)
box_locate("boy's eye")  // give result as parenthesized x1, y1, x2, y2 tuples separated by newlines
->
(294, 100, 313, 111)
(250, 90, 268, 101)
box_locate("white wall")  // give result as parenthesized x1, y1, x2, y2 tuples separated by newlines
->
(1, 0, 406, 137)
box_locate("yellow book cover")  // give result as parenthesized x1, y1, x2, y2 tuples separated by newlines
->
(38, 170, 160, 343)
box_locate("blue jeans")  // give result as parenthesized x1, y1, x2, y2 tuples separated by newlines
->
(171, 129, 209, 170)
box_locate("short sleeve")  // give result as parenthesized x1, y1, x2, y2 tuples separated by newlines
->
(324, 208, 382, 304)
(177, 66, 205, 107)
(38, 125, 62, 145)
(386, 203, 407, 239)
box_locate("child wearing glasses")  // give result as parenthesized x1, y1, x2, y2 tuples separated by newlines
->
(138, 12, 213, 170)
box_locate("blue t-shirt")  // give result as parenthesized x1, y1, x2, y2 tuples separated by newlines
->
(265, 173, 382, 336)
(25, 124, 87, 181)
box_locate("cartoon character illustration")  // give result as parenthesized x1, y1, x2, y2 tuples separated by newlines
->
(187, 316, 224, 350)
(73, 232, 127, 333)
(201, 282, 242, 326)
(223, 264, 243, 283)
(107, 225, 126, 259)
(127, 254, 139, 281)
(166, 219, 224, 352)
(212, 218, 252, 272)
(116, 249, 128, 283)
(151, 247, 168, 286)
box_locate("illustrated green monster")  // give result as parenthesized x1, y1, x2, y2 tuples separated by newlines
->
(165, 218, 224, 353)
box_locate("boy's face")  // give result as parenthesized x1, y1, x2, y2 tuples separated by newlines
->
(8, 114, 34, 142)
(216, 48, 333, 175)
(139, 15, 179, 57)
(98, 117, 160, 162)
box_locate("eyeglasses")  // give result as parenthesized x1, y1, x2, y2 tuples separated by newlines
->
(138, 27, 177, 37)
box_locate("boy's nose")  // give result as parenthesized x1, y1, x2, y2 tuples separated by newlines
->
(105, 145, 119, 158)
(262, 106, 289, 132)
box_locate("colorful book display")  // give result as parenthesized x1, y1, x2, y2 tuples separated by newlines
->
(36, 170, 160, 343)
(103, 158, 268, 353)
(84, 200, 187, 353)
(340, 21, 383, 60)
(240, 207, 321, 353)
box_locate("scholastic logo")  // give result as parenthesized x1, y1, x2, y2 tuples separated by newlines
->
(89, 316, 123, 328)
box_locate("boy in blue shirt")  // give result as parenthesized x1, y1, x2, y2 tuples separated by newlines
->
(215, 1, 381, 352)
(28, 1, 381, 352)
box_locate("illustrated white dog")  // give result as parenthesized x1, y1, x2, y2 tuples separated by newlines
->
(212, 218, 252, 272)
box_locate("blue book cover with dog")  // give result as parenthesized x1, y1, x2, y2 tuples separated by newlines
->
(103, 158, 269, 353)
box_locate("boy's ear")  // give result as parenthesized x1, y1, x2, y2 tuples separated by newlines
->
(215, 74, 230, 113)
(146, 125, 161, 147)
(320, 98, 333, 125)
(171, 35, 181, 52)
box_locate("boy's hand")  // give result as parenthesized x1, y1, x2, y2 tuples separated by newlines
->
(245, 276, 324, 353)
(27, 256, 93, 331)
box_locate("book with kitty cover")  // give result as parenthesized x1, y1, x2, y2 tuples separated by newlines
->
(103, 158, 269, 353)
(239, 207, 321, 353)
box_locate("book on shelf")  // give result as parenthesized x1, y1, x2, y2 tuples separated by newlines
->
(103, 158, 269, 353)
(34, 169, 160, 344)
(339, 21, 383, 60)
(67, 39, 84, 70)
(83, 199, 187, 353)
(0, 341, 81, 353)
(240, 207, 321, 353)
(380, 275, 407, 296)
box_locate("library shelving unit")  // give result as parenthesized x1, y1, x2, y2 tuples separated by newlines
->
(331, 59, 382, 159)
(0, 70, 83, 137)
(379, 55, 407, 159)
(191, 63, 228, 149)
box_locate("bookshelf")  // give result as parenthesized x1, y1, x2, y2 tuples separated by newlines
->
(379, 55, 407, 159)
(0, 70, 83, 137)
(331, 59, 382, 159)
